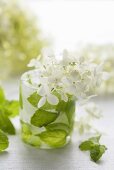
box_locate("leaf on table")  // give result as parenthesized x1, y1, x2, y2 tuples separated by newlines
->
(79, 135, 107, 162)
(90, 145, 107, 162)
(0, 111, 15, 135)
(79, 140, 94, 151)
(0, 129, 9, 152)
(0, 86, 19, 118)
(89, 135, 101, 144)
(4, 100, 19, 118)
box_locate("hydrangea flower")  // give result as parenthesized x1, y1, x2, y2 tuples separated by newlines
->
(27, 49, 105, 108)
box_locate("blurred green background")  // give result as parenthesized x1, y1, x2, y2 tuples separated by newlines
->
(0, 0, 48, 79)
(0, 0, 114, 95)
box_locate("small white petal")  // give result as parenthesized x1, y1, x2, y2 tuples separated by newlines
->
(66, 85, 76, 95)
(38, 86, 45, 96)
(37, 96, 46, 108)
(47, 94, 59, 105)
(27, 59, 36, 67)
(62, 77, 70, 85)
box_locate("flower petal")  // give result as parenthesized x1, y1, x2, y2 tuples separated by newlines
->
(38, 86, 45, 96)
(37, 96, 46, 108)
(47, 94, 59, 105)
(27, 59, 36, 67)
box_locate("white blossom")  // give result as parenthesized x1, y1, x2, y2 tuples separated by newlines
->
(27, 49, 104, 106)
(37, 83, 59, 108)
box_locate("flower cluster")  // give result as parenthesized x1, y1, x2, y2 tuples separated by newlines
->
(75, 102, 102, 134)
(76, 44, 113, 94)
(27, 49, 104, 108)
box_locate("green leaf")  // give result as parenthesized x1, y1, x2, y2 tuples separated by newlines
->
(89, 135, 101, 144)
(79, 135, 101, 151)
(0, 86, 5, 104)
(65, 100, 75, 124)
(27, 135, 41, 147)
(19, 84, 23, 109)
(4, 100, 19, 118)
(27, 92, 42, 107)
(31, 109, 58, 127)
(0, 111, 15, 135)
(56, 98, 75, 131)
(79, 136, 107, 162)
(56, 100, 68, 112)
(28, 91, 56, 110)
(46, 123, 70, 134)
(79, 140, 94, 151)
(41, 101, 57, 110)
(21, 120, 32, 135)
(0, 130, 9, 152)
(21, 121, 41, 147)
(90, 145, 107, 162)
(0, 86, 19, 118)
(38, 130, 67, 147)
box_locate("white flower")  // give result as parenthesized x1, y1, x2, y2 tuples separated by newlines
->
(37, 84, 59, 108)
(75, 116, 92, 134)
(27, 49, 104, 104)
(27, 56, 41, 68)
(85, 102, 102, 119)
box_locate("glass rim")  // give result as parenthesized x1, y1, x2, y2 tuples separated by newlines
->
(20, 69, 40, 90)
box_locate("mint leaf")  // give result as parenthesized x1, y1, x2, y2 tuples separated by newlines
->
(38, 130, 67, 147)
(21, 120, 32, 135)
(27, 135, 41, 147)
(31, 109, 58, 127)
(79, 140, 94, 151)
(46, 123, 70, 134)
(27, 92, 41, 107)
(90, 145, 107, 162)
(56, 99, 75, 131)
(79, 135, 101, 151)
(56, 100, 68, 112)
(28, 91, 56, 110)
(0, 87, 5, 104)
(4, 100, 19, 118)
(89, 135, 101, 144)
(65, 100, 75, 124)
(0, 130, 9, 151)
(21, 121, 41, 147)
(41, 100, 57, 110)
(0, 86, 19, 118)
(79, 136, 107, 162)
(0, 111, 15, 135)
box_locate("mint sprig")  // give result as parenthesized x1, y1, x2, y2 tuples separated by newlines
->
(0, 130, 9, 152)
(79, 135, 107, 162)
(0, 87, 19, 118)
(0, 86, 19, 151)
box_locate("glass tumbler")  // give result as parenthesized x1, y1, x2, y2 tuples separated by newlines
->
(20, 70, 76, 149)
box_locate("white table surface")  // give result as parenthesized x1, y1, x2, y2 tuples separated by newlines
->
(0, 79, 114, 170)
